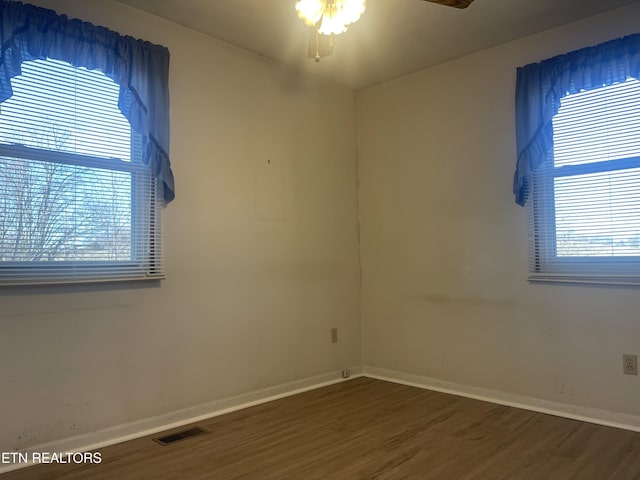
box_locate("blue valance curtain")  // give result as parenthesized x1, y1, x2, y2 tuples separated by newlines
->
(513, 34, 640, 206)
(0, 0, 175, 203)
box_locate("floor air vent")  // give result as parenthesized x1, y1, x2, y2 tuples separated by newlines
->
(153, 426, 208, 446)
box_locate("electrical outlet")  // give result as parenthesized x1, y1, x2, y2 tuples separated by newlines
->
(342, 369, 350, 378)
(331, 328, 338, 344)
(623, 354, 637, 375)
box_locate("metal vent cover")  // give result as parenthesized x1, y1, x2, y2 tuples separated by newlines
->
(153, 426, 208, 446)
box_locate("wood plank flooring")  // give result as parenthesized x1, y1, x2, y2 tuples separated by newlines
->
(3, 377, 640, 479)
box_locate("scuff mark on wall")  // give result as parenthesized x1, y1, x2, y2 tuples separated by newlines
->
(418, 293, 528, 311)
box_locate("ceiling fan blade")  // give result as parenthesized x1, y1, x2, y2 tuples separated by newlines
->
(422, 0, 474, 9)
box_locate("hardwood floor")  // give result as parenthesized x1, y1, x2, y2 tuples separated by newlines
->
(4, 377, 640, 479)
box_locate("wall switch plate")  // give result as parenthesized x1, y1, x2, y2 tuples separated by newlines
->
(331, 328, 338, 344)
(623, 354, 637, 375)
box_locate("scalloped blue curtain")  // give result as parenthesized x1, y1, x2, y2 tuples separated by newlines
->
(0, 0, 175, 203)
(513, 34, 640, 206)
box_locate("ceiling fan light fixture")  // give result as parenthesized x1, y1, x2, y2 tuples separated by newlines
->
(318, 3, 347, 35)
(336, 0, 366, 26)
(296, 0, 366, 36)
(296, 0, 324, 26)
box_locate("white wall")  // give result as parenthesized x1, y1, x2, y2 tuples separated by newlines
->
(357, 4, 640, 418)
(0, 0, 361, 451)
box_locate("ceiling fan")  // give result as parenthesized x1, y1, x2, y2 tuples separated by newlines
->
(297, 0, 475, 62)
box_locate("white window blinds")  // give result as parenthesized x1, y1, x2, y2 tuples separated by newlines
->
(528, 77, 640, 285)
(0, 58, 163, 285)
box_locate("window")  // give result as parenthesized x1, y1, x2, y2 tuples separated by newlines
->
(527, 78, 640, 285)
(0, 1, 173, 286)
(0, 58, 163, 285)
(514, 34, 640, 285)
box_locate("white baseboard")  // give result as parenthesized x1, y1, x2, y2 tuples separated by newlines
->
(363, 365, 640, 433)
(0, 367, 363, 475)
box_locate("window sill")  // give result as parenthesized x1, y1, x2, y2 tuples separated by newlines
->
(528, 273, 640, 287)
(0, 274, 165, 288)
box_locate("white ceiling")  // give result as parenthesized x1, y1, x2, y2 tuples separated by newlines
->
(116, 0, 640, 89)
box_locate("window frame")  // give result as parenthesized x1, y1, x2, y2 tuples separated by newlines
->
(0, 62, 163, 286)
(527, 110, 640, 286)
